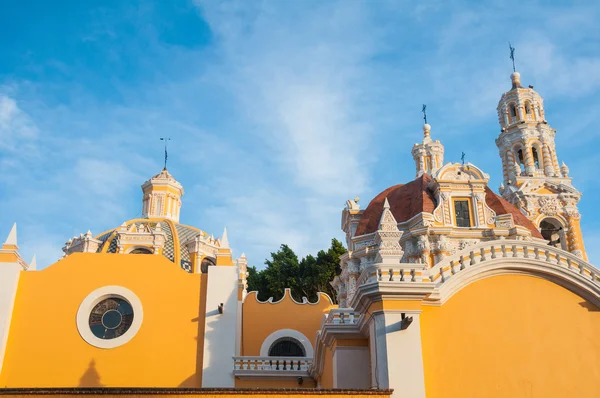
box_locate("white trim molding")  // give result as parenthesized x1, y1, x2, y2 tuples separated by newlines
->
(260, 328, 314, 357)
(76, 285, 144, 349)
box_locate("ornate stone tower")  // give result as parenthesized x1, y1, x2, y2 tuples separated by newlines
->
(141, 169, 184, 222)
(496, 72, 586, 259)
(412, 123, 444, 177)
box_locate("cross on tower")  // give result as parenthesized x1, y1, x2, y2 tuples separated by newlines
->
(160, 137, 171, 170)
(422, 104, 428, 124)
(509, 42, 516, 72)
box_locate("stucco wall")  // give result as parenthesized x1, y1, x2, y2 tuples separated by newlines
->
(0, 253, 205, 388)
(420, 274, 600, 398)
(241, 290, 334, 356)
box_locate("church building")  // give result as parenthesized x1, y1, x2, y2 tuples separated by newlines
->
(0, 71, 598, 398)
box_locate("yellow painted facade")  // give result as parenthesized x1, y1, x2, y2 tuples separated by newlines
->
(0, 253, 205, 388)
(421, 274, 600, 398)
(241, 291, 334, 357)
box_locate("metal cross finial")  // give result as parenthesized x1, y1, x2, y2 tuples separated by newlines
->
(160, 137, 171, 170)
(509, 42, 516, 72)
(461, 151, 466, 165)
(422, 104, 428, 124)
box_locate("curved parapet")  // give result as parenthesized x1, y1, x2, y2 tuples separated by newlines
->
(426, 240, 600, 305)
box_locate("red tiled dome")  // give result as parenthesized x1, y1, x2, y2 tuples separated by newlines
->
(355, 174, 542, 239)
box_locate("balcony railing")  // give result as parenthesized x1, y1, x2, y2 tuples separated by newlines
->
(233, 356, 312, 377)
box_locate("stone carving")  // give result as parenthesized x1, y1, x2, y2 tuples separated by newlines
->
(538, 197, 560, 216)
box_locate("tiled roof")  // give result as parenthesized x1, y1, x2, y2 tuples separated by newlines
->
(355, 175, 435, 236)
(355, 174, 542, 238)
(96, 219, 203, 273)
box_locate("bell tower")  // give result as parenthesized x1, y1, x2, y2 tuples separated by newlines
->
(495, 71, 587, 259)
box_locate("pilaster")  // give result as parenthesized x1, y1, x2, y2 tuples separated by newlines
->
(368, 310, 426, 398)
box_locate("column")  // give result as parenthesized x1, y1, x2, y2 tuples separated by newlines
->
(201, 266, 239, 387)
(523, 143, 535, 175)
(566, 211, 587, 261)
(551, 145, 561, 176)
(368, 310, 426, 398)
(541, 143, 554, 176)
(346, 260, 359, 304)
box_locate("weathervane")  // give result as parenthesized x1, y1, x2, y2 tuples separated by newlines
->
(160, 137, 171, 170)
(509, 42, 516, 72)
(461, 151, 466, 165)
(422, 104, 428, 124)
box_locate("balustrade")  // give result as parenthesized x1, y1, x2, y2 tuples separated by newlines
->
(233, 356, 312, 376)
(352, 241, 600, 291)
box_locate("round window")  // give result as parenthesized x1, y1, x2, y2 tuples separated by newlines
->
(88, 297, 134, 340)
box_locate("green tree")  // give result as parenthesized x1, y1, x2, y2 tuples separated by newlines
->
(247, 238, 347, 303)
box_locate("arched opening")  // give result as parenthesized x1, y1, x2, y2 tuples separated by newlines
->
(532, 146, 541, 169)
(517, 148, 526, 174)
(540, 218, 566, 250)
(524, 101, 533, 119)
(129, 247, 153, 254)
(200, 257, 216, 273)
(509, 103, 517, 121)
(268, 337, 306, 357)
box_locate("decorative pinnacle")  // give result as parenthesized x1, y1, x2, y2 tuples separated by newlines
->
(3, 223, 17, 247)
(383, 197, 390, 210)
(220, 227, 230, 248)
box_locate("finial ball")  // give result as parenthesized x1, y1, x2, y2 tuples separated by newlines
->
(511, 72, 521, 82)
(423, 123, 431, 133)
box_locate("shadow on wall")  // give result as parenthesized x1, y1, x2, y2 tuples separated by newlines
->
(579, 301, 600, 312)
(79, 360, 104, 387)
(178, 273, 209, 387)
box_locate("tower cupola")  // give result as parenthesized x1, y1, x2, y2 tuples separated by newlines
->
(141, 169, 184, 222)
(497, 72, 546, 131)
(412, 123, 444, 178)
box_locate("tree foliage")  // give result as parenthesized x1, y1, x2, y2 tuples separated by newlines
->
(247, 238, 347, 303)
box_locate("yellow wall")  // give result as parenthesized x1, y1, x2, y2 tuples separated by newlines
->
(0, 253, 205, 388)
(421, 274, 600, 398)
(319, 346, 334, 389)
(241, 291, 334, 356)
(237, 290, 334, 389)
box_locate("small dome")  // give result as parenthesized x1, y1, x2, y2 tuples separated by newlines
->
(94, 219, 220, 272)
(355, 174, 542, 238)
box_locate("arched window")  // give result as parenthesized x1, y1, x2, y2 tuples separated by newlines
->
(129, 247, 153, 254)
(524, 101, 531, 114)
(509, 103, 517, 119)
(200, 257, 216, 274)
(532, 147, 540, 169)
(268, 337, 306, 357)
(540, 218, 566, 250)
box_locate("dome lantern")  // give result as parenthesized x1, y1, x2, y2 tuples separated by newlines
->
(141, 169, 184, 222)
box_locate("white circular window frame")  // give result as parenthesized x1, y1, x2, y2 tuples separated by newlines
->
(76, 285, 144, 349)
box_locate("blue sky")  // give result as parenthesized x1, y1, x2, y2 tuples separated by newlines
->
(1, 0, 599, 269)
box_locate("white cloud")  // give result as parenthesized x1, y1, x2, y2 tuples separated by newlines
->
(0, 94, 38, 152)
(195, 1, 384, 196)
